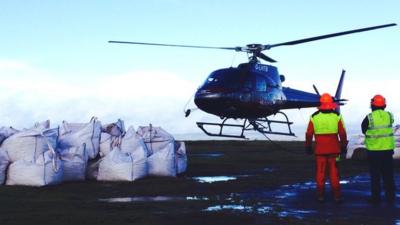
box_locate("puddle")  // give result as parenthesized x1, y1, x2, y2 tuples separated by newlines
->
(191, 153, 224, 157)
(228, 174, 400, 220)
(99, 195, 209, 203)
(193, 176, 237, 183)
(204, 204, 253, 212)
(278, 209, 317, 219)
(263, 167, 276, 173)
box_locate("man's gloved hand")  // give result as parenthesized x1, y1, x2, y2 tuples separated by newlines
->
(305, 146, 313, 155)
(340, 145, 347, 159)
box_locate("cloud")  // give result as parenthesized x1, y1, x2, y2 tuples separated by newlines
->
(1, 59, 398, 139)
(0, 60, 201, 133)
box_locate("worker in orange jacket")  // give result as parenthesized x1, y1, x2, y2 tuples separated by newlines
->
(305, 93, 348, 203)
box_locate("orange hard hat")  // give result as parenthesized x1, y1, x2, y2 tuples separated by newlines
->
(371, 94, 386, 107)
(319, 93, 336, 110)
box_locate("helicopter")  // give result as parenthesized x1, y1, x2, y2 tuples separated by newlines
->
(109, 23, 397, 138)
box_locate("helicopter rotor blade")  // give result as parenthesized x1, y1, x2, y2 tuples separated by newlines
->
(257, 52, 277, 63)
(265, 23, 397, 49)
(108, 41, 238, 51)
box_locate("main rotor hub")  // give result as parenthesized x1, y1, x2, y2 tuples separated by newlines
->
(246, 44, 263, 51)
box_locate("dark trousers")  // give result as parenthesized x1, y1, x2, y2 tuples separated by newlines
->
(367, 150, 396, 200)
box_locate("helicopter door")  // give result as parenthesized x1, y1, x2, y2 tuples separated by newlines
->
(239, 75, 253, 103)
(254, 75, 268, 105)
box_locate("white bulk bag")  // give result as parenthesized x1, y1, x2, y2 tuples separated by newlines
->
(59, 144, 88, 181)
(175, 141, 187, 174)
(147, 147, 176, 177)
(136, 125, 175, 155)
(136, 125, 176, 177)
(346, 135, 366, 159)
(1, 128, 58, 162)
(58, 117, 101, 159)
(97, 147, 147, 182)
(99, 119, 125, 157)
(99, 133, 122, 157)
(120, 127, 148, 156)
(120, 127, 148, 178)
(0, 126, 19, 145)
(0, 150, 10, 185)
(6, 151, 63, 186)
(101, 119, 125, 136)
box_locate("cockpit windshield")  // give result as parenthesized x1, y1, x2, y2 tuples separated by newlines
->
(202, 69, 243, 90)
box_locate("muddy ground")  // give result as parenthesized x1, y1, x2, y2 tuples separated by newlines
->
(0, 141, 399, 225)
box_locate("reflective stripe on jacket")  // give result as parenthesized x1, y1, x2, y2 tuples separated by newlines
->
(365, 110, 395, 151)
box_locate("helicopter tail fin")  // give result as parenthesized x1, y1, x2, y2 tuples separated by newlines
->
(334, 70, 346, 113)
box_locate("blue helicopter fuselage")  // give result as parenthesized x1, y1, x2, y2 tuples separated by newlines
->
(194, 63, 320, 119)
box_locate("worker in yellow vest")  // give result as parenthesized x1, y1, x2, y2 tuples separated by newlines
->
(305, 93, 348, 203)
(362, 94, 396, 204)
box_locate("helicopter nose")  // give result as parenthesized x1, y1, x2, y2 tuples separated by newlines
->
(194, 89, 227, 113)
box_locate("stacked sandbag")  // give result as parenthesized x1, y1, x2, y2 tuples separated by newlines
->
(58, 117, 101, 159)
(175, 141, 187, 174)
(59, 144, 88, 181)
(0, 150, 10, 185)
(136, 125, 176, 177)
(0, 126, 19, 145)
(6, 150, 63, 186)
(97, 126, 148, 181)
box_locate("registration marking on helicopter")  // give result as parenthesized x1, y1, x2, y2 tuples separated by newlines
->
(255, 64, 268, 72)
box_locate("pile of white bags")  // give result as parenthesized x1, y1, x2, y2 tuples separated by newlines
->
(0, 119, 187, 186)
(346, 124, 400, 159)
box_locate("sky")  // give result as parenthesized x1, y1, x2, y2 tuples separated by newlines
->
(0, 0, 399, 139)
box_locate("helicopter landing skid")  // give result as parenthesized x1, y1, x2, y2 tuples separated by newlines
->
(196, 112, 295, 139)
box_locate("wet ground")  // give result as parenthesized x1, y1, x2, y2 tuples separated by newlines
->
(1, 140, 399, 225)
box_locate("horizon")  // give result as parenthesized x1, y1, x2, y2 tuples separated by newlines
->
(0, 1, 399, 138)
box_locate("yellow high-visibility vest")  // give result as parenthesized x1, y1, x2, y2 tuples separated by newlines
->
(365, 110, 395, 151)
(311, 112, 342, 134)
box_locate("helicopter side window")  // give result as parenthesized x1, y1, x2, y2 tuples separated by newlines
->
(255, 75, 267, 92)
(241, 76, 253, 92)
